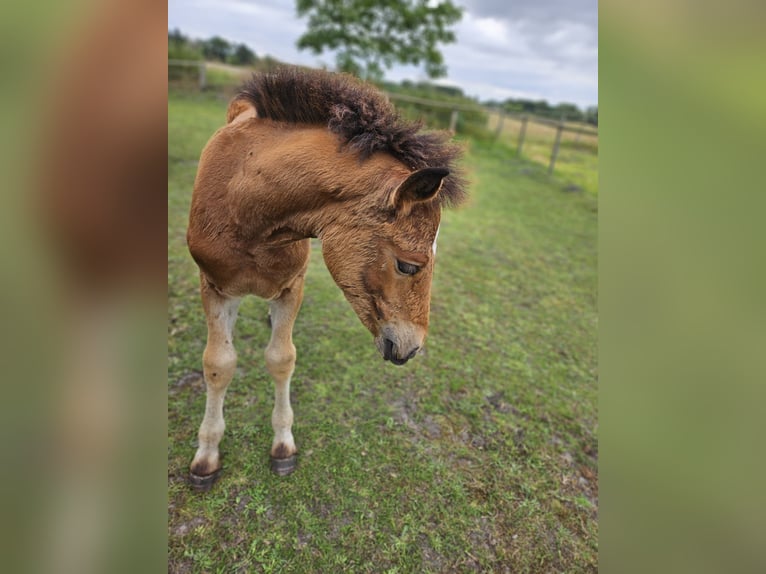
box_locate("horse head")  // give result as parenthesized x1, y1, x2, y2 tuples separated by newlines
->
(321, 167, 448, 365)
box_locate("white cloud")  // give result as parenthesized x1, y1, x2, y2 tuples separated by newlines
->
(455, 13, 534, 58)
(168, 0, 598, 107)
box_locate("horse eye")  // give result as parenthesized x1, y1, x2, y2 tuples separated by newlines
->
(396, 260, 420, 275)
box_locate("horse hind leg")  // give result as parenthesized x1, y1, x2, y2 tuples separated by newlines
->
(189, 280, 241, 491)
(265, 274, 305, 476)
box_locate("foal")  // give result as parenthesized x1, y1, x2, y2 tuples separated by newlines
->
(186, 68, 465, 489)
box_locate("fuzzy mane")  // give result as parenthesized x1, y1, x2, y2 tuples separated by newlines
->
(233, 67, 466, 207)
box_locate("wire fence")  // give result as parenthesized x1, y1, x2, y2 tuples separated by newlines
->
(169, 60, 598, 193)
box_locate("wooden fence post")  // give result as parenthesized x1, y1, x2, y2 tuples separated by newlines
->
(198, 62, 207, 90)
(549, 122, 564, 174)
(449, 109, 459, 133)
(517, 115, 528, 156)
(494, 110, 505, 141)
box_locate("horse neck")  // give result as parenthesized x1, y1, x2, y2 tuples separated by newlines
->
(241, 128, 407, 240)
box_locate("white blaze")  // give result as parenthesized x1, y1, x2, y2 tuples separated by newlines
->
(432, 225, 440, 255)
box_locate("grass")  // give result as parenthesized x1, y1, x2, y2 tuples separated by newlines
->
(168, 90, 598, 573)
(487, 111, 599, 196)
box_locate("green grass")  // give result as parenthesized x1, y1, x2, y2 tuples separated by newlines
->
(168, 90, 598, 572)
(523, 138, 599, 197)
(487, 111, 599, 196)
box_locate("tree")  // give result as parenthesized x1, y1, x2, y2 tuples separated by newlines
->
(295, 0, 463, 81)
(168, 28, 203, 61)
(553, 102, 583, 122)
(230, 43, 257, 66)
(202, 36, 232, 62)
(585, 105, 598, 126)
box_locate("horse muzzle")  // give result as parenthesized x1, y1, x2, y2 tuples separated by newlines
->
(376, 323, 424, 366)
(382, 337, 419, 365)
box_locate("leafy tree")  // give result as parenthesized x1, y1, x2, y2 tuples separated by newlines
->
(499, 97, 593, 122)
(553, 102, 583, 122)
(430, 83, 464, 98)
(532, 99, 552, 116)
(585, 105, 598, 126)
(258, 55, 284, 73)
(202, 36, 232, 62)
(295, 0, 463, 81)
(230, 43, 257, 66)
(168, 28, 203, 61)
(168, 28, 186, 45)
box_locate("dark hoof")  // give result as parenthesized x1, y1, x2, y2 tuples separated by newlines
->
(270, 454, 297, 476)
(189, 468, 221, 492)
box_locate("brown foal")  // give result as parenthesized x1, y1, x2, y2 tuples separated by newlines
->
(186, 67, 466, 489)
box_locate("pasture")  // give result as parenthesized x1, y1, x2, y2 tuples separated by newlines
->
(168, 90, 598, 572)
(486, 111, 599, 198)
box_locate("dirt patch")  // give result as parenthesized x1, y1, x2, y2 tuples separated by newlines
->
(168, 558, 195, 574)
(171, 370, 204, 396)
(421, 415, 442, 439)
(295, 529, 313, 550)
(485, 390, 512, 413)
(389, 395, 510, 458)
(557, 452, 599, 517)
(171, 515, 206, 537)
(389, 398, 456, 450)
(448, 515, 511, 573)
(390, 395, 418, 429)
(418, 534, 447, 572)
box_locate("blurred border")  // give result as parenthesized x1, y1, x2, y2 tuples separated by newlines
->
(601, 1, 766, 572)
(0, 1, 167, 573)
(2, 0, 765, 572)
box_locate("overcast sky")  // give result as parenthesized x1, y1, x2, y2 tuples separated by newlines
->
(168, 0, 598, 109)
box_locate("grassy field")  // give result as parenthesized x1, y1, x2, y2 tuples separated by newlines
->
(168, 90, 598, 572)
(486, 111, 599, 197)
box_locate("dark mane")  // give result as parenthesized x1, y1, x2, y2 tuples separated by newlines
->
(234, 67, 466, 207)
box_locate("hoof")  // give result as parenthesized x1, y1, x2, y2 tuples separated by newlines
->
(270, 454, 297, 476)
(189, 468, 221, 492)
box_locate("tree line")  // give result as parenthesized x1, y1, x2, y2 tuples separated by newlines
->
(169, 29, 258, 66)
(400, 81, 597, 127)
(168, 27, 597, 127)
(485, 97, 597, 126)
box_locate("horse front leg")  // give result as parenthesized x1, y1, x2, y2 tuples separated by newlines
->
(265, 273, 305, 476)
(189, 279, 241, 491)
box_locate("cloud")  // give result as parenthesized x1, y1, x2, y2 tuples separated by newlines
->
(456, 13, 535, 58)
(457, 1, 597, 101)
(168, 0, 598, 107)
(460, 0, 598, 28)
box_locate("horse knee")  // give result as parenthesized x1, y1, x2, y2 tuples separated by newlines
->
(203, 344, 237, 388)
(265, 343, 296, 379)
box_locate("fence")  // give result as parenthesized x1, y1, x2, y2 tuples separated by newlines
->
(168, 59, 207, 90)
(385, 91, 598, 176)
(168, 60, 598, 189)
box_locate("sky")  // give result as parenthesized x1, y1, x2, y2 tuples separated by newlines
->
(168, 0, 598, 109)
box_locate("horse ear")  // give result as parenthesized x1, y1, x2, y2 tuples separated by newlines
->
(226, 98, 256, 124)
(390, 167, 449, 209)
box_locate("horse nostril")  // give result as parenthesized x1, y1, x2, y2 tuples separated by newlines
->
(382, 338, 419, 365)
(383, 337, 395, 361)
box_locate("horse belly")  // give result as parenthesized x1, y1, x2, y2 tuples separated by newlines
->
(241, 241, 310, 299)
